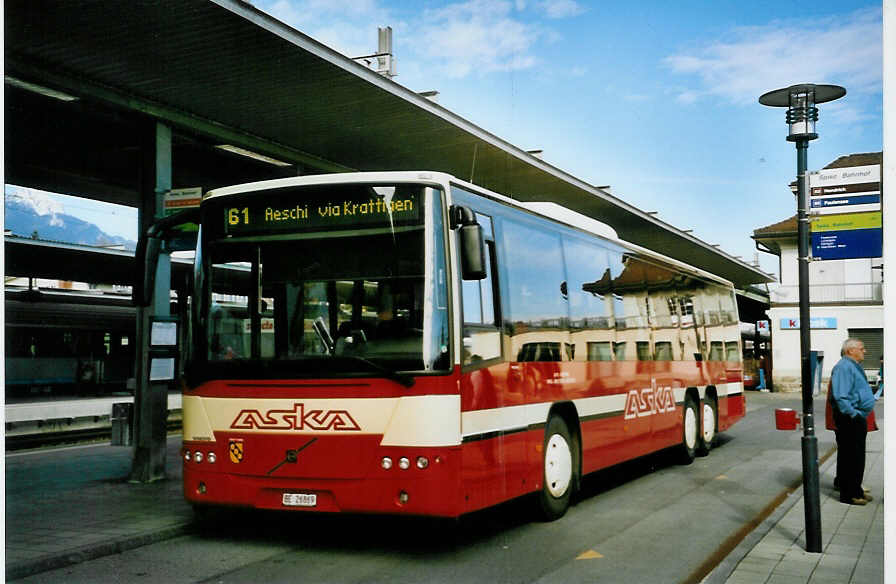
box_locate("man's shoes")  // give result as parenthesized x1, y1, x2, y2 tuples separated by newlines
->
(843, 497, 868, 506)
(833, 478, 871, 497)
(863, 494, 874, 502)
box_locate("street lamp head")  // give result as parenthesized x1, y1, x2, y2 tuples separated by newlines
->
(759, 83, 846, 142)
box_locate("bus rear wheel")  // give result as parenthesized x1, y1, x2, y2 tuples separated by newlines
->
(697, 396, 718, 456)
(678, 396, 698, 465)
(537, 415, 575, 521)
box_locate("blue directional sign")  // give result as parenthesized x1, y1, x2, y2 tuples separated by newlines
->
(809, 164, 882, 260)
(811, 227, 883, 260)
(810, 193, 880, 209)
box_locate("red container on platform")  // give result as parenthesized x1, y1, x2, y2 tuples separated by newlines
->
(775, 408, 799, 430)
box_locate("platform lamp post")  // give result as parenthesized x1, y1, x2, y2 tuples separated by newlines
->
(759, 83, 845, 553)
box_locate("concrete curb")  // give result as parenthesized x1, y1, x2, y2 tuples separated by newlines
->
(699, 445, 838, 584)
(6, 522, 194, 582)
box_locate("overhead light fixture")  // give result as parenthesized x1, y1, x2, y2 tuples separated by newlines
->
(215, 144, 292, 167)
(5, 76, 78, 101)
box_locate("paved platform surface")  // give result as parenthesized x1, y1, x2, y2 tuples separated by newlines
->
(4, 398, 885, 583)
(704, 399, 885, 584)
(5, 436, 193, 581)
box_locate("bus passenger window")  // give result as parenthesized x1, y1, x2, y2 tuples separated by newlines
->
(654, 341, 673, 361)
(636, 341, 652, 361)
(613, 341, 627, 361)
(725, 341, 741, 363)
(587, 341, 613, 361)
(709, 341, 724, 361)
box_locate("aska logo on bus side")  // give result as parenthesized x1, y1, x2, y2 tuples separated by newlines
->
(624, 383, 677, 419)
(231, 403, 362, 432)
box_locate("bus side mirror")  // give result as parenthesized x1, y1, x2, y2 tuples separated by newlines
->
(134, 235, 162, 307)
(451, 205, 486, 280)
(132, 208, 201, 307)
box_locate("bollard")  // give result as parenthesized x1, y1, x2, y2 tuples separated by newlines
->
(774, 408, 800, 430)
(111, 402, 134, 446)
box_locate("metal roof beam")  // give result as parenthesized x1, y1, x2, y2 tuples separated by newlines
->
(6, 55, 353, 175)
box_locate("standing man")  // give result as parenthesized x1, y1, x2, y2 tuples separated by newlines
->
(830, 338, 876, 505)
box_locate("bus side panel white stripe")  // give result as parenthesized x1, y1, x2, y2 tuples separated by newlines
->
(715, 382, 744, 396)
(380, 395, 461, 446)
(462, 395, 628, 440)
(462, 402, 552, 439)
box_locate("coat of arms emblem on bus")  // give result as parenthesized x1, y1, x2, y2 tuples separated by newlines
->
(230, 403, 362, 432)
(229, 439, 244, 464)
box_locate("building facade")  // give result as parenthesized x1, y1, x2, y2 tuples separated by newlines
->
(753, 153, 883, 391)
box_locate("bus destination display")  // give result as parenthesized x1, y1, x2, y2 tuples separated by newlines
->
(222, 191, 421, 235)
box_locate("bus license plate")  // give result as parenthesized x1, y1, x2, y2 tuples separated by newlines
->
(282, 493, 317, 507)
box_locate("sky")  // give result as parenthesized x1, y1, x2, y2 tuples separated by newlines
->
(5, 0, 883, 277)
(255, 0, 884, 277)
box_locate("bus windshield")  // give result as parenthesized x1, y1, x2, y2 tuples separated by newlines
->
(193, 183, 450, 382)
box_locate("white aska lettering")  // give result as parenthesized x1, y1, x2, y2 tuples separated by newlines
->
(624, 384, 677, 420)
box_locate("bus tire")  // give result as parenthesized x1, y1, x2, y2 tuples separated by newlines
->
(537, 415, 575, 521)
(697, 396, 718, 456)
(678, 396, 698, 465)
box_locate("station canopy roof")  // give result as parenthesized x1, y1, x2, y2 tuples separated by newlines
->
(4, 0, 774, 288)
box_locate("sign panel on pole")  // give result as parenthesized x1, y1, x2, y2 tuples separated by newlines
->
(163, 187, 202, 216)
(808, 164, 882, 260)
(810, 228, 882, 260)
(162, 187, 201, 251)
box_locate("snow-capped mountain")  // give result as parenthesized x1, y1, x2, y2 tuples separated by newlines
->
(4, 187, 137, 250)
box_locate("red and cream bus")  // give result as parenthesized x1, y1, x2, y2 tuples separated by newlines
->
(137, 171, 745, 521)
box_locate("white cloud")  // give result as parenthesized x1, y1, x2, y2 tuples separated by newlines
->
(256, 0, 394, 59)
(255, 0, 585, 82)
(415, 0, 542, 78)
(664, 7, 882, 106)
(537, 0, 585, 19)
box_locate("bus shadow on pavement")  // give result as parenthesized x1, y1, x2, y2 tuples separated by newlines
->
(190, 505, 525, 553)
(189, 438, 741, 554)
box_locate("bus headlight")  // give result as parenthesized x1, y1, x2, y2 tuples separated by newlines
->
(207, 452, 217, 464)
(184, 450, 192, 462)
(398, 457, 410, 470)
(381, 457, 393, 470)
(194, 451, 204, 463)
(416, 456, 429, 469)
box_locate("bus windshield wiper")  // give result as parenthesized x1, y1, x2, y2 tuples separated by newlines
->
(339, 355, 415, 388)
(312, 317, 335, 353)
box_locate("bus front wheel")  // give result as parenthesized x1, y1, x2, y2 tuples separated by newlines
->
(537, 415, 575, 521)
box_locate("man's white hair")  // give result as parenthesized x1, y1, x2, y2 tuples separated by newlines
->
(842, 338, 863, 356)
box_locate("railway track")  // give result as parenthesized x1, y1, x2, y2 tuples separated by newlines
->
(6, 419, 183, 451)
